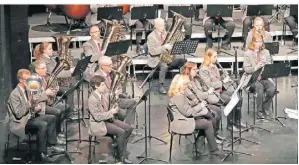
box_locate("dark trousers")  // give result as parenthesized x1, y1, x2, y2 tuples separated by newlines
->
(204, 17, 235, 48)
(117, 98, 137, 125)
(25, 114, 57, 153)
(220, 88, 243, 126)
(105, 120, 133, 159)
(46, 103, 68, 133)
(284, 16, 298, 37)
(243, 16, 270, 42)
(158, 58, 187, 84)
(251, 79, 276, 113)
(207, 104, 222, 134)
(194, 117, 217, 151)
(134, 20, 152, 47)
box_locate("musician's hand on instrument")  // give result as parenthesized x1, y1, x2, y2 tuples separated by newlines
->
(222, 76, 231, 83)
(201, 101, 206, 107)
(207, 87, 214, 94)
(111, 107, 119, 114)
(255, 62, 263, 70)
(115, 88, 122, 96)
(164, 44, 172, 50)
(35, 104, 42, 112)
(70, 67, 75, 73)
(45, 88, 55, 96)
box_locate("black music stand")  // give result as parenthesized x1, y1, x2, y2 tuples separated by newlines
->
(104, 40, 130, 68)
(221, 94, 253, 162)
(241, 67, 273, 133)
(97, 6, 129, 31)
(133, 68, 168, 164)
(171, 40, 198, 60)
(131, 6, 158, 49)
(261, 62, 291, 126)
(168, 6, 194, 23)
(265, 42, 280, 55)
(207, 5, 234, 56)
(247, 5, 273, 17)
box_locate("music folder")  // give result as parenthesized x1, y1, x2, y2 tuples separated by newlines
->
(97, 6, 123, 20)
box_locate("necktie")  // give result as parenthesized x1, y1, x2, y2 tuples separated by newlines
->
(42, 78, 47, 90)
(160, 33, 164, 42)
(257, 53, 261, 81)
(106, 74, 111, 89)
(98, 43, 102, 52)
(24, 90, 28, 102)
(101, 97, 108, 112)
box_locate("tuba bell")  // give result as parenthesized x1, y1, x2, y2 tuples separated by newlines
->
(159, 11, 186, 64)
(25, 75, 43, 119)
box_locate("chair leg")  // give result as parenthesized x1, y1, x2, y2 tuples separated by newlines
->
(93, 136, 96, 155)
(17, 137, 20, 150)
(88, 135, 92, 164)
(193, 133, 198, 158)
(169, 134, 173, 162)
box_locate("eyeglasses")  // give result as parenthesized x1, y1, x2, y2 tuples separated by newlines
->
(91, 30, 100, 33)
(37, 67, 46, 70)
(103, 64, 112, 67)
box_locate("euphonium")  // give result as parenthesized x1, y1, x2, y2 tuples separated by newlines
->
(46, 35, 73, 105)
(101, 19, 126, 51)
(159, 11, 186, 64)
(25, 75, 43, 119)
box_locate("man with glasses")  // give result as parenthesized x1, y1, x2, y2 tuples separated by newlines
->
(92, 56, 137, 130)
(83, 24, 108, 81)
(7, 69, 64, 162)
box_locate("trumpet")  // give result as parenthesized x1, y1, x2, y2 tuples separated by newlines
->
(25, 75, 43, 119)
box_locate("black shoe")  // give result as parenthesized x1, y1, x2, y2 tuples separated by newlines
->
(215, 134, 226, 141)
(122, 158, 133, 164)
(257, 112, 265, 120)
(40, 153, 52, 163)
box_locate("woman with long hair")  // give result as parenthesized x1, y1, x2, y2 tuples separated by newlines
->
(199, 49, 245, 132)
(243, 33, 276, 119)
(244, 17, 272, 50)
(181, 62, 225, 142)
(168, 74, 225, 157)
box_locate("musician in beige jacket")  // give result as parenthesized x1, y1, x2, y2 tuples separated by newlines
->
(244, 17, 272, 50)
(168, 74, 224, 157)
(199, 49, 245, 132)
(147, 18, 186, 94)
(182, 62, 225, 142)
(88, 75, 133, 164)
(243, 33, 276, 119)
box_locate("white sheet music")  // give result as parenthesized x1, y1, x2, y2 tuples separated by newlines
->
(224, 93, 240, 116)
(284, 108, 298, 120)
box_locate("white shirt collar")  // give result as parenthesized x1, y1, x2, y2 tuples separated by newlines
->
(100, 69, 107, 77)
(95, 91, 102, 100)
(43, 54, 51, 59)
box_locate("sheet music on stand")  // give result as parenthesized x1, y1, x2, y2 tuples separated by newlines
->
(170, 40, 198, 57)
(97, 6, 123, 20)
(168, 6, 194, 18)
(284, 108, 298, 119)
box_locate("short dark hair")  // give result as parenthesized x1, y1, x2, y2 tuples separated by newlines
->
(89, 24, 100, 33)
(90, 75, 105, 90)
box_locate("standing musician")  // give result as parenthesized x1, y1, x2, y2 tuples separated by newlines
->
(7, 69, 64, 162)
(129, 4, 154, 53)
(89, 75, 133, 164)
(92, 56, 137, 127)
(199, 49, 245, 131)
(243, 33, 276, 119)
(203, 5, 235, 50)
(168, 74, 225, 157)
(147, 18, 186, 94)
(244, 17, 273, 50)
(241, 5, 270, 48)
(83, 24, 108, 81)
(182, 62, 225, 142)
(163, 4, 192, 40)
(33, 60, 69, 138)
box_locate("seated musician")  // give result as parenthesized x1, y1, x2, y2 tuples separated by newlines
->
(241, 5, 270, 47)
(163, 4, 192, 40)
(33, 42, 77, 114)
(129, 4, 154, 53)
(203, 5, 235, 50)
(284, 6, 298, 42)
(89, 75, 133, 164)
(92, 56, 137, 128)
(244, 17, 273, 50)
(147, 18, 186, 94)
(181, 62, 225, 142)
(243, 33, 276, 119)
(7, 69, 64, 162)
(33, 60, 69, 138)
(168, 74, 225, 157)
(199, 49, 246, 131)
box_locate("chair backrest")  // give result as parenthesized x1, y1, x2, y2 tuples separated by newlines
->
(166, 106, 174, 122)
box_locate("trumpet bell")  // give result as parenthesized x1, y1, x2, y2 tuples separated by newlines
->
(25, 75, 42, 92)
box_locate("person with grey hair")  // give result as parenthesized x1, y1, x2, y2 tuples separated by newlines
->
(92, 56, 138, 129)
(147, 18, 187, 94)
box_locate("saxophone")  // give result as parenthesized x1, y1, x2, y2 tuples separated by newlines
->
(46, 35, 73, 105)
(159, 11, 186, 64)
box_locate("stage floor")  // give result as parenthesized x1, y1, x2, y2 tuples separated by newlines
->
(59, 74, 298, 164)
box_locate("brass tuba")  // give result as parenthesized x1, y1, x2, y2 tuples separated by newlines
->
(25, 75, 43, 119)
(159, 11, 186, 64)
(101, 19, 126, 51)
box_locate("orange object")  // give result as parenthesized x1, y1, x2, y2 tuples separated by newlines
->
(117, 4, 130, 14)
(62, 5, 90, 20)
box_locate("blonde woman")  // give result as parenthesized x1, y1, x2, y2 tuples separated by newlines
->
(168, 74, 225, 157)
